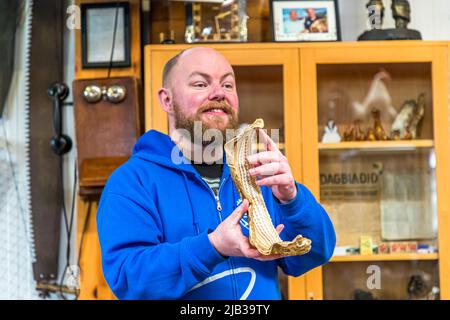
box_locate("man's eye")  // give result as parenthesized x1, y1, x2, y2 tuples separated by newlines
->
(193, 82, 207, 88)
(223, 83, 234, 89)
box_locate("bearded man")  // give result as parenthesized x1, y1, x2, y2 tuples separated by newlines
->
(97, 47, 336, 300)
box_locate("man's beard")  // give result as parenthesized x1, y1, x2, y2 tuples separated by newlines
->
(173, 100, 239, 145)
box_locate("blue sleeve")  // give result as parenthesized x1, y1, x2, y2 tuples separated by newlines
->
(270, 182, 336, 277)
(96, 192, 227, 300)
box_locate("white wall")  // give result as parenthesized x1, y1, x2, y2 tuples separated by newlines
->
(0, 0, 78, 299)
(338, 0, 450, 41)
(0, 0, 38, 300)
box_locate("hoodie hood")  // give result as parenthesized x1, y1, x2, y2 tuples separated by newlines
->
(132, 129, 230, 178)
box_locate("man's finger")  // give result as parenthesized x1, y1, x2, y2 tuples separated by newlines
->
(257, 128, 281, 153)
(242, 247, 262, 259)
(255, 254, 283, 261)
(230, 199, 249, 224)
(256, 173, 293, 187)
(247, 151, 284, 166)
(275, 224, 284, 235)
(249, 162, 288, 177)
(241, 241, 284, 261)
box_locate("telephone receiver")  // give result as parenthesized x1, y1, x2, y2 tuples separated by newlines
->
(48, 82, 72, 156)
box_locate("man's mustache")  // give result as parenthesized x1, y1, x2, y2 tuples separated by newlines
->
(197, 101, 234, 115)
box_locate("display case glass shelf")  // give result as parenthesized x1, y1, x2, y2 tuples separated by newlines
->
(318, 140, 434, 151)
(330, 253, 438, 262)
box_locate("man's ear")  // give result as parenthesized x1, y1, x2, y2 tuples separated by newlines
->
(158, 87, 174, 114)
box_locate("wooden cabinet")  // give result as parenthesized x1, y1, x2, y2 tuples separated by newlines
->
(144, 42, 450, 300)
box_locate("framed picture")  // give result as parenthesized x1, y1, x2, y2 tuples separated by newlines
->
(81, 2, 131, 68)
(270, 0, 341, 42)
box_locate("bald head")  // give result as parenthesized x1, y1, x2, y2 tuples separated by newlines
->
(162, 50, 184, 87)
(162, 47, 234, 88)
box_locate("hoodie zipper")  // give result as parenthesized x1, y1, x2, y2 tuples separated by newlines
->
(200, 176, 226, 221)
(215, 196, 222, 212)
(198, 175, 238, 300)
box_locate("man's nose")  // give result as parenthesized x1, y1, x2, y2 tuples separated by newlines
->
(208, 83, 225, 101)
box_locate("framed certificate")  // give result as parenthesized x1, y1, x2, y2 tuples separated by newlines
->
(81, 2, 131, 68)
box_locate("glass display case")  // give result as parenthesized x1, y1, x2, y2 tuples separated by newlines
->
(145, 0, 271, 44)
(300, 42, 450, 300)
(184, 0, 248, 43)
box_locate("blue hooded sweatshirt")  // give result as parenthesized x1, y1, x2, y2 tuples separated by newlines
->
(97, 130, 336, 300)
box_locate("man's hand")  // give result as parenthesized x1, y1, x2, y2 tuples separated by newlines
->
(246, 130, 297, 203)
(208, 200, 284, 261)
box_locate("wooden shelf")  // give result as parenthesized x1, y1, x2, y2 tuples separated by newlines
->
(319, 140, 434, 151)
(330, 253, 439, 262)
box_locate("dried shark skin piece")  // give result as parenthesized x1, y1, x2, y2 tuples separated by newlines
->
(224, 118, 312, 256)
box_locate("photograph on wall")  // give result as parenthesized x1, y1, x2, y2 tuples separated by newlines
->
(271, 0, 340, 42)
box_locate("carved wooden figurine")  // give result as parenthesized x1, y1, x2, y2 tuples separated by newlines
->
(372, 108, 389, 140)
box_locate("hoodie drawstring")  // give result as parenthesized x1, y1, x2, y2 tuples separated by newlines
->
(182, 171, 200, 235)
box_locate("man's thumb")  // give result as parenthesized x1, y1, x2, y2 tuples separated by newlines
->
(231, 199, 249, 224)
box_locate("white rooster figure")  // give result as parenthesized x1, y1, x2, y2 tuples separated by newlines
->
(352, 69, 398, 127)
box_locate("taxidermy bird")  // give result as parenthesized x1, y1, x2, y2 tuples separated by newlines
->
(352, 69, 398, 127)
(409, 93, 425, 138)
(390, 93, 425, 140)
